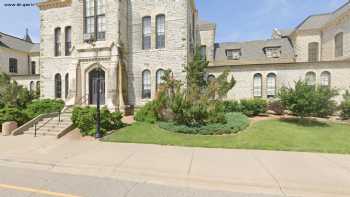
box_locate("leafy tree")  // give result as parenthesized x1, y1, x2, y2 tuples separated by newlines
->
(340, 90, 350, 119)
(279, 80, 338, 118)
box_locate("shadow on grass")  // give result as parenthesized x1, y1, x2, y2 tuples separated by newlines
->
(279, 117, 330, 127)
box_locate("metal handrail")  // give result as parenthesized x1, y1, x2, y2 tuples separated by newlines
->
(62, 94, 89, 113)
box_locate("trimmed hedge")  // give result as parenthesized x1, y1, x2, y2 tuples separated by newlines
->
(25, 99, 65, 119)
(340, 100, 350, 120)
(223, 99, 267, 117)
(72, 106, 124, 137)
(158, 112, 249, 135)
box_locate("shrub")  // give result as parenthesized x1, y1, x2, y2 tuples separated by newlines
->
(268, 100, 285, 115)
(340, 100, 350, 120)
(279, 81, 338, 118)
(240, 99, 267, 117)
(0, 107, 29, 127)
(134, 101, 162, 123)
(72, 106, 124, 137)
(25, 99, 65, 119)
(223, 100, 242, 113)
(159, 112, 249, 135)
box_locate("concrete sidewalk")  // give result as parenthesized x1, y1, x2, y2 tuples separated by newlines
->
(0, 135, 350, 197)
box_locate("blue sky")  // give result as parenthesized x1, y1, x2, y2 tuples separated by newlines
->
(0, 0, 348, 43)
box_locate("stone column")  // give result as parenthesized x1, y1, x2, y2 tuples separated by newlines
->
(75, 62, 82, 105)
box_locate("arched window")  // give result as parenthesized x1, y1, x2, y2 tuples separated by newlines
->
(65, 73, 69, 99)
(54, 27, 61, 56)
(305, 72, 316, 86)
(253, 73, 262, 97)
(156, 14, 165, 49)
(29, 81, 34, 93)
(142, 70, 151, 99)
(156, 69, 165, 91)
(267, 73, 277, 98)
(55, 74, 62, 98)
(335, 32, 343, 57)
(308, 42, 319, 62)
(320, 71, 331, 87)
(142, 16, 151, 49)
(65, 26, 72, 56)
(207, 74, 215, 83)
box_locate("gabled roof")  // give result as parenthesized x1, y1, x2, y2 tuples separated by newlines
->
(213, 38, 295, 65)
(0, 32, 39, 53)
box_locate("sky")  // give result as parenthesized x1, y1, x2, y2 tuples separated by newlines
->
(0, 0, 348, 43)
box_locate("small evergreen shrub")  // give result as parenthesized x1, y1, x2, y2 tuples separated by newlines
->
(340, 100, 350, 120)
(134, 101, 162, 123)
(223, 100, 242, 113)
(240, 99, 267, 117)
(72, 106, 124, 136)
(25, 99, 65, 119)
(0, 107, 29, 127)
(159, 112, 249, 135)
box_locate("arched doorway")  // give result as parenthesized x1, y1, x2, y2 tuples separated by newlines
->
(89, 68, 105, 105)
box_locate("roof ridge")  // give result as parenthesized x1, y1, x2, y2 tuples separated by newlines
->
(0, 31, 38, 44)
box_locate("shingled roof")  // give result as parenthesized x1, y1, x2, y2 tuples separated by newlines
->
(213, 38, 295, 66)
(0, 32, 39, 53)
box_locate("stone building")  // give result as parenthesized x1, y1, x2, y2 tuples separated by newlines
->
(1, 0, 349, 111)
(0, 31, 40, 92)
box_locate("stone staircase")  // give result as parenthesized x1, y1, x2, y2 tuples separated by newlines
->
(23, 112, 73, 137)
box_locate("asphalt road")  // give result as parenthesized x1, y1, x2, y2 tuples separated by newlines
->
(0, 166, 286, 197)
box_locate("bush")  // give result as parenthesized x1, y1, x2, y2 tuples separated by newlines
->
(134, 101, 162, 123)
(268, 100, 285, 115)
(279, 81, 338, 118)
(0, 107, 29, 127)
(25, 99, 65, 119)
(240, 99, 267, 117)
(159, 112, 249, 135)
(340, 100, 350, 120)
(223, 100, 242, 113)
(72, 106, 124, 137)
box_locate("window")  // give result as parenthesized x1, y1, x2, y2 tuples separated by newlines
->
(54, 27, 61, 56)
(65, 26, 72, 56)
(156, 69, 165, 91)
(55, 73, 62, 98)
(335, 32, 343, 57)
(320, 71, 331, 87)
(308, 42, 319, 62)
(142, 16, 151, 49)
(84, 0, 106, 41)
(36, 81, 40, 95)
(226, 49, 241, 60)
(207, 75, 215, 83)
(142, 70, 151, 99)
(267, 73, 277, 98)
(9, 58, 17, 73)
(305, 72, 316, 86)
(265, 47, 281, 58)
(253, 73, 262, 97)
(29, 81, 34, 93)
(200, 45, 207, 60)
(156, 15, 165, 49)
(65, 73, 69, 99)
(31, 61, 36, 75)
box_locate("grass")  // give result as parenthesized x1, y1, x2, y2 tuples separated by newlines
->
(103, 118, 350, 154)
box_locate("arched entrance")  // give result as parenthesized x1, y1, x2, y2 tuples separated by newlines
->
(89, 68, 105, 105)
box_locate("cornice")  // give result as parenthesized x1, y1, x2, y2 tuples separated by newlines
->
(37, 0, 72, 10)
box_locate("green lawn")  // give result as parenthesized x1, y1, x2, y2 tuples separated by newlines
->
(103, 119, 350, 154)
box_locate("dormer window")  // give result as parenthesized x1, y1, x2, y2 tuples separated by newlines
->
(226, 49, 241, 60)
(264, 47, 281, 58)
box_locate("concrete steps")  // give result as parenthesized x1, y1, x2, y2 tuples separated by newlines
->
(23, 113, 73, 138)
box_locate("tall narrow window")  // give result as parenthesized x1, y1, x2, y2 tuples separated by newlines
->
(9, 58, 18, 73)
(65, 73, 69, 99)
(65, 26, 72, 56)
(267, 73, 277, 98)
(156, 15, 165, 49)
(36, 81, 40, 95)
(308, 42, 319, 62)
(55, 73, 62, 98)
(320, 71, 331, 87)
(335, 32, 343, 57)
(142, 70, 151, 99)
(305, 72, 316, 86)
(84, 0, 105, 41)
(156, 69, 165, 91)
(253, 73, 262, 97)
(29, 81, 34, 94)
(142, 16, 151, 49)
(200, 45, 207, 60)
(54, 27, 61, 56)
(31, 61, 36, 75)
